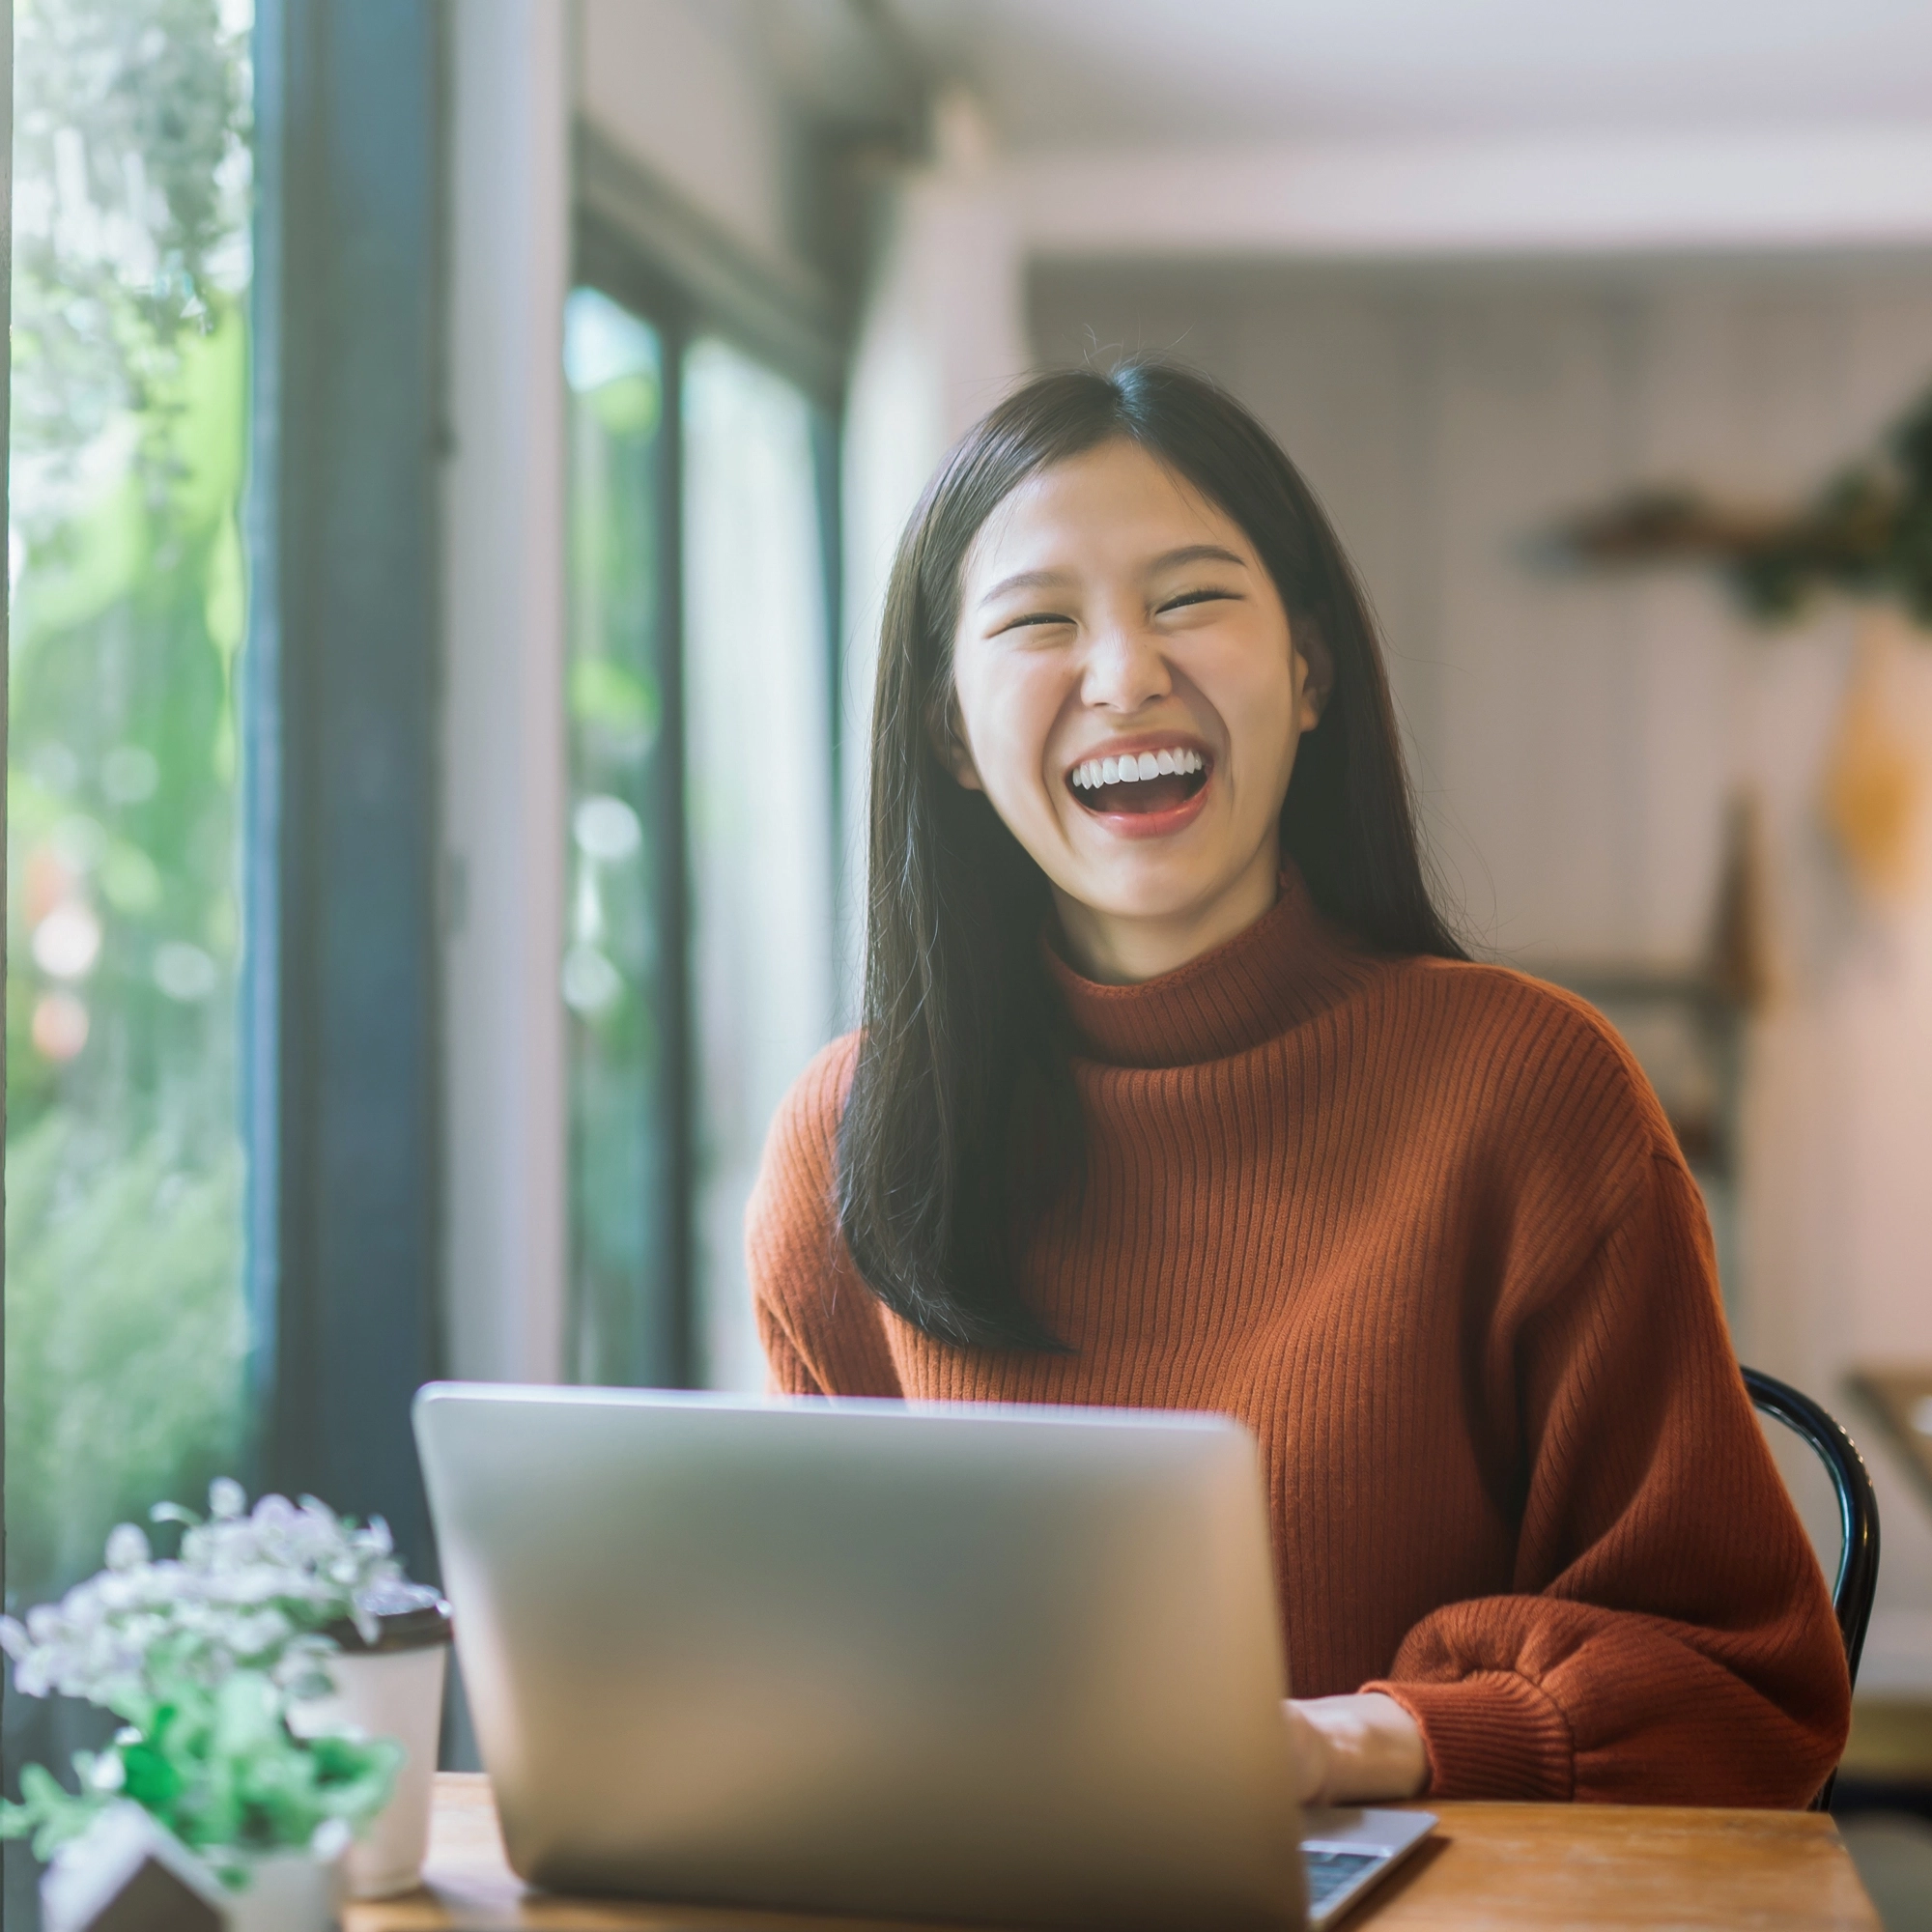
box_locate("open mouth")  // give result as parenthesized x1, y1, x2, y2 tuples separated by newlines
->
(1068, 747, 1210, 815)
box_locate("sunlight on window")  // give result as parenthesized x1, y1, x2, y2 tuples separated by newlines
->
(683, 339, 836, 1392)
(562, 286, 674, 1385)
(6, 0, 254, 1605)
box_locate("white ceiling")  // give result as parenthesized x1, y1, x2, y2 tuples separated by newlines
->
(765, 0, 1932, 150)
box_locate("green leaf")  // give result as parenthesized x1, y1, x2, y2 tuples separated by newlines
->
(122, 1741, 182, 1811)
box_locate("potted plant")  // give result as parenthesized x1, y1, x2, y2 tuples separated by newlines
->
(0, 1481, 447, 1926)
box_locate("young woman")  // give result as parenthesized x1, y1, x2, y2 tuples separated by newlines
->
(749, 362, 1849, 1809)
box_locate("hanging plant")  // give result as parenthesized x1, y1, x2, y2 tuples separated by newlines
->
(1555, 381, 1932, 628)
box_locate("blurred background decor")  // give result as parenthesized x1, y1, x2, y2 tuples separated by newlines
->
(1556, 384, 1932, 906)
(1556, 382, 1932, 627)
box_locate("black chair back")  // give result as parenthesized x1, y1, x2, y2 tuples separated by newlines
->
(1743, 1366, 1881, 1809)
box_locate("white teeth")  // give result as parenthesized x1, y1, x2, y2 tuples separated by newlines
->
(1069, 748, 1205, 793)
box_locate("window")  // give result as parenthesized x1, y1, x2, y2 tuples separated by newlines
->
(561, 289, 677, 1386)
(6, 6, 258, 1912)
(8, 9, 447, 1902)
(682, 339, 837, 1390)
(562, 284, 839, 1394)
(7, 0, 255, 1625)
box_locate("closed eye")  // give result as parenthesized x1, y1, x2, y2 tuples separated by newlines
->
(1157, 587, 1241, 614)
(990, 609, 1075, 637)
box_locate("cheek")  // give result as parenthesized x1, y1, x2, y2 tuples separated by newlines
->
(955, 651, 1062, 790)
(1202, 631, 1300, 748)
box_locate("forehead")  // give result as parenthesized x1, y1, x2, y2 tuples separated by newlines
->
(962, 440, 1251, 588)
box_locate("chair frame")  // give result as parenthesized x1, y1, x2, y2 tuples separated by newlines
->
(1743, 1366, 1881, 1810)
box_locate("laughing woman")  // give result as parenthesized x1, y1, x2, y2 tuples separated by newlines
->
(748, 363, 1849, 1808)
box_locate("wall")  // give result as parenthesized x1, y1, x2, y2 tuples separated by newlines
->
(1036, 255, 1932, 1688)
(577, 0, 803, 276)
(441, 0, 571, 1386)
(838, 93, 1031, 1006)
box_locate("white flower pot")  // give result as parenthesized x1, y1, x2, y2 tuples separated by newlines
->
(321, 1640, 450, 1896)
(293, 1590, 453, 1899)
(220, 1846, 345, 1932)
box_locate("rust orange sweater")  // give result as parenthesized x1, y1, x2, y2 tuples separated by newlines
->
(748, 871, 1851, 1806)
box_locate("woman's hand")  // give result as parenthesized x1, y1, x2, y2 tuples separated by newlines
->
(1285, 1692, 1429, 1805)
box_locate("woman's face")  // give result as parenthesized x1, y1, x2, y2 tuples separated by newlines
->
(945, 439, 1329, 982)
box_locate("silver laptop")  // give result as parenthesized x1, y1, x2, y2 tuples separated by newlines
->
(414, 1384, 1434, 1929)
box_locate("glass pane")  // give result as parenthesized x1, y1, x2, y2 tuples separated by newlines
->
(7, 0, 255, 1608)
(683, 338, 837, 1392)
(562, 287, 673, 1385)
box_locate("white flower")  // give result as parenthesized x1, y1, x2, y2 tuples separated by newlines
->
(308, 1818, 352, 1862)
(96, 1575, 139, 1614)
(230, 1610, 293, 1658)
(61, 1579, 105, 1630)
(2, 1479, 408, 1717)
(252, 1493, 297, 1533)
(105, 1523, 151, 1572)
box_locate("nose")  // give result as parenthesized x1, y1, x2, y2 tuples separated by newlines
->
(1079, 611, 1172, 715)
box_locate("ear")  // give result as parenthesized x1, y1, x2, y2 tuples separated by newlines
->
(928, 691, 984, 792)
(1292, 618, 1335, 732)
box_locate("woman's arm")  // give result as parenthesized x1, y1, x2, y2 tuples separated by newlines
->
(1362, 1153, 1850, 1806)
(1287, 1693, 1428, 1804)
(746, 1036, 906, 1399)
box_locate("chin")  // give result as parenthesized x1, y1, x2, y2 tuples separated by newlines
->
(1076, 857, 1236, 923)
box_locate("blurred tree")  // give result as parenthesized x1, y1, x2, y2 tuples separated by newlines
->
(7, 0, 253, 1610)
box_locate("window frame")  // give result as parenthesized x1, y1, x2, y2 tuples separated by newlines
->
(568, 125, 846, 1390)
(246, 0, 444, 1570)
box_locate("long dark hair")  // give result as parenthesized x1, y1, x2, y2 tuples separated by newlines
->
(837, 361, 1463, 1350)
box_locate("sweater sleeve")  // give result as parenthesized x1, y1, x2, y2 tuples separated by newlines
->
(1365, 1151, 1850, 1807)
(746, 1037, 905, 1400)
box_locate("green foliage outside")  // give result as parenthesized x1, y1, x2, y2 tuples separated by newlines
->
(562, 289, 672, 1385)
(4, 1122, 242, 1598)
(8, 0, 254, 1614)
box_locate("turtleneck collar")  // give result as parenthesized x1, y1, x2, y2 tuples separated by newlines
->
(1044, 867, 1375, 1069)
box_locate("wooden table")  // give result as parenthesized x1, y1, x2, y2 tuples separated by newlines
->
(345, 1775, 1879, 1930)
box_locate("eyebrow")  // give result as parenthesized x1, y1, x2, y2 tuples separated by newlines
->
(977, 544, 1250, 610)
(1149, 544, 1248, 575)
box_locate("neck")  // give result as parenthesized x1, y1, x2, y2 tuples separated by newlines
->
(1051, 838, 1282, 985)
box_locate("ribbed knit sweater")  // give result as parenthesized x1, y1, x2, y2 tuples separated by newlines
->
(748, 870, 1851, 1806)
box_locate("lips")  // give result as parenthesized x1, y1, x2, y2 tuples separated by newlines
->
(1063, 739, 1214, 838)
(1067, 743, 1210, 817)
